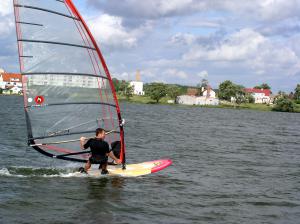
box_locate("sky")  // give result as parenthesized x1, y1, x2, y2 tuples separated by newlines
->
(1, 0, 300, 93)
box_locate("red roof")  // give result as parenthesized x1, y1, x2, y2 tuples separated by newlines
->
(1, 73, 22, 82)
(244, 88, 271, 96)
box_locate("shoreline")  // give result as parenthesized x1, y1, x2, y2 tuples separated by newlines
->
(118, 95, 300, 113)
(1, 94, 299, 113)
(0, 94, 22, 96)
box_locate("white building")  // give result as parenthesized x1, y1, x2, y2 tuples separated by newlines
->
(28, 75, 106, 89)
(177, 95, 219, 106)
(176, 95, 195, 105)
(129, 81, 144, 95)
(203, 89, 216, 98)
(3, 86, 22, 94)
(0, 74, 5, 89)
(0, 72, 23, 94)
(177, 85, 219, 106)
(244, 88, 271, 104)
(196, 96, 219, 105)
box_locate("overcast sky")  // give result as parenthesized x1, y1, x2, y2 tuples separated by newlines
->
(1, 0, 300, 93)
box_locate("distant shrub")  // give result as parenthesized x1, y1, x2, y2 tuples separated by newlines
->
(245, 94, 255, 103)
(272, 98, 295, 112)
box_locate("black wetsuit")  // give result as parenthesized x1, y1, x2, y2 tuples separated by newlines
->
(111, 141, 121, 159)
(84, 138, 110, 165)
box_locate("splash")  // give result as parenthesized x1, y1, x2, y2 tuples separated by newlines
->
(0, 166, 85, 178)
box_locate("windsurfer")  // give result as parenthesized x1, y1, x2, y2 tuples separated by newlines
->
(79, 128, 121, 174)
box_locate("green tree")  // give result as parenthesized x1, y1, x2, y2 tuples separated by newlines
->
(145, 82, 167, 103)
(117, 80, 133, 100)
(167, 85, 182, 102)
(0, 88, 2, 94)
(124, 84, 134, 100)
(254, 83, 271, 90)
(233, 85, 246, 105)
(218, 80, 245, 102)
(272, 98, 295, 112)
(112, 78, 120, 92)
(119, 81, 128, 93)
(294, 84, 300, 101)
(277, 91, 287, 98)
(245, 93, 255, 103)
(218, 80, 235, 101)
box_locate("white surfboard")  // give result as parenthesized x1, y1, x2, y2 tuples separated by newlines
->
(81, 159, 172, 177)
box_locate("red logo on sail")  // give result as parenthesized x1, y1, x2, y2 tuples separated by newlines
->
(35, 96, 44, 104)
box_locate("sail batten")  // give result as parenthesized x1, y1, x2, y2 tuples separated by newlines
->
(22, 72, 109, 79)
(16, 21, 44, 26)
(30, 130, 120, 141)
(20, 55, 33, 58)
(25, 102, 117, 108)
(14, 4, 79, 20)
(18, 39, 96, 50)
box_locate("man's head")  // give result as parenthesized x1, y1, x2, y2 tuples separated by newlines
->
(95, 128, 105, 139)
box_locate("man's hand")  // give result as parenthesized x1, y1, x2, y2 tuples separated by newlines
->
(80, 137, 87, 150)
(115, 159, 122, 165)
(80, 137, 86, 142)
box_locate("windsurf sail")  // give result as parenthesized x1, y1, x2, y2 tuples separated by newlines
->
(13, 0, 126, 167)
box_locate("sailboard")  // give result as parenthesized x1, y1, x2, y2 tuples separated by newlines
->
(13, 0, 172, 176)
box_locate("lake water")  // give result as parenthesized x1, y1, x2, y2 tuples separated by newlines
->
(0, 95, 300, 224)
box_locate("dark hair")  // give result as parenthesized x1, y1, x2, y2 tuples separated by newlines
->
(96, 128, 105, 136)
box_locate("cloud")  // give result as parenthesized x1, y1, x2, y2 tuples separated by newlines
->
(183, 29, 266, 61)
(87, 0, 198, 19)
(259, 19, 300, 37)
(0, 17, 14, 37)
(254, 0, 300, 22)
(111, 71, 130, 80)
(164, 68, 188, 79)
(170, 33, 197, 46)
(183, 19, 222, 29)
(181, 28, 300, 76)
(197, 70, 208, 78)
(88, 0, 300, 24)
(0, 0, 13, 17)
(0, 0, 14, 37)
(169, 30, 226, 48)
(86, 13, 153, 50)
(87, 14, 138, 49)
(149, 28, 300, 80)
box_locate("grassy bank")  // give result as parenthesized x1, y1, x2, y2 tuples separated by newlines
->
(117, 94, 300, 113)
(117, 94, 174, 105)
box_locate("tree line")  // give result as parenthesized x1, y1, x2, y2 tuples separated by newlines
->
(218, 80, 300, 112)
(112, 78, 300, 112)
(112, 78, 186, 103)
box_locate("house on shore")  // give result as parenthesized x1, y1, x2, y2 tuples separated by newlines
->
(244, 88, 271, 104)
(0, 71, 23, 94)
(177, 85, 219, 106)
(129, 70, 145, 95)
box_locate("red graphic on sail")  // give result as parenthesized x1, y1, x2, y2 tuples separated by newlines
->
(34, 96, 44, 104)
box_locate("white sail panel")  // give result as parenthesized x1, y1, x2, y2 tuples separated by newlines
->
(14, 0, 124, 162)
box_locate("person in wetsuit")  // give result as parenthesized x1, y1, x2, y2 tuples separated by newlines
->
(80, 128, 121, 174)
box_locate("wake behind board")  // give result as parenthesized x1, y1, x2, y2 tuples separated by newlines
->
(81, 159, 172, 177)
